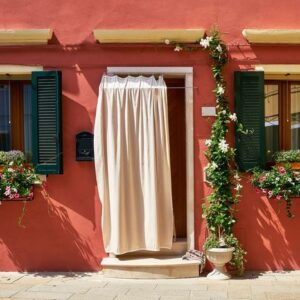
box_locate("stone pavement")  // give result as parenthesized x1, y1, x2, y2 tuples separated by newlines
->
(0, 271, 300, 300)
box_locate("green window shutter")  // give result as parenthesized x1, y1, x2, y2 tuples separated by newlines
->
(234, 71, 265, 171)
(32, 71, 63, 174)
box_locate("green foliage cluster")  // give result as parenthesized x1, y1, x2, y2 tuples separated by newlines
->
(274, 150, 300, 163)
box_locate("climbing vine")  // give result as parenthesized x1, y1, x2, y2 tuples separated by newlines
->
(171, 30, 246, 275)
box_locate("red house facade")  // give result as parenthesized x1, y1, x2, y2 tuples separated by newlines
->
(0, 0, 300, 273)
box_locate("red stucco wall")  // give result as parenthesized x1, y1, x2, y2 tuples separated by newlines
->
(0, 0, 300, 271)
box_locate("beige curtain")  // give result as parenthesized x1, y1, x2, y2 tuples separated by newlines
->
(94, 75, 174, 255)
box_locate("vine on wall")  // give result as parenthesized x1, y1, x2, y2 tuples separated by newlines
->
(171, 30, 246, 275)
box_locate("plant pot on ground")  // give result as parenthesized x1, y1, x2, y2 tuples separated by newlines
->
(206, 247, 234, 280)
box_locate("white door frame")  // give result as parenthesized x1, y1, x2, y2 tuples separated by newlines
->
(106, 66, 195, 250)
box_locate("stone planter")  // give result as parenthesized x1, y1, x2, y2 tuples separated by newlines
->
(206, 247, 234, 280)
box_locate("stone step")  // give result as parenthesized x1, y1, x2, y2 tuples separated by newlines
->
(102, 256, 200, 279)
(117, 238, 187, 258)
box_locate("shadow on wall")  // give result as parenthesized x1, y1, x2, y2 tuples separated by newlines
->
(0, 188, 101, 271)
(236, 176, 300, 271)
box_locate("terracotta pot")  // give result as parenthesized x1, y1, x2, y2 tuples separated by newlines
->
(206, 247, 234, 280)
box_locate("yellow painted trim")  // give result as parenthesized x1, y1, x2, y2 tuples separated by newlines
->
(0, 29, 52, 45)
(0, 65, 43, 79)
(93, 29, 205, 43)
(255, 64, 300, 80)
(243, 29, 300, 44)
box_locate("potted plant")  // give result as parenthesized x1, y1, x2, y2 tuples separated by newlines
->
(200, 32, 246, 279)
(252, 165, 300, 218)
(0, 151, 41, 201)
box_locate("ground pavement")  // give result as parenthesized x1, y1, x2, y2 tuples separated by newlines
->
(0, 271, 299, 300)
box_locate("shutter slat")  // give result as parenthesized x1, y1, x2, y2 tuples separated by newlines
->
(234, 71, 265, 171)
(32, 70, 63, 174)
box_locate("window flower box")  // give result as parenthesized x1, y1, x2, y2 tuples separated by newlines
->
(0, 151, 40, 202)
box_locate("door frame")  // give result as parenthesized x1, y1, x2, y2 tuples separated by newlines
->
(106, 66, 195, 250)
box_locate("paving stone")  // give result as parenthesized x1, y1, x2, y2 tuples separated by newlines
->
(156, 284, 207, 291)
(116, 296, 159, 300)
(69, 295, 115, 300)
(266, 292, 300, 300)
(227, 286, 251, 299)
(26, 284, 90, 293)
(86, 287, 129, 296)
(0, 273, 25, 284)
(11, 291, 73, 299)
(191, 290, 228, 299)
(0, 289, 20, 297)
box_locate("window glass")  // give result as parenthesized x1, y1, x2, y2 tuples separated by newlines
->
(291, 84, 300, 150)
(0, 84, 10, 151)
(264, 84, 279, 161)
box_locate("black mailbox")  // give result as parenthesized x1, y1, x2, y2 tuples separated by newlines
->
(76, 132, 94, 161)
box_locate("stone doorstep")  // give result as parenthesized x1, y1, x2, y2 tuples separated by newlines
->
(102, 256, 200, 279)
(117, 239, 187, 257)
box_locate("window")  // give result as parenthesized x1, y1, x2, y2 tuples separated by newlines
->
(0, 70, 63, 174)
(264, 81, 300, 161)
(0, 81, 32, 160)
(235, 71, 300, 171)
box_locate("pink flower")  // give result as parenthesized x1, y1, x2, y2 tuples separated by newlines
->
(262, 189, 268, 194)
(259, 176, 266, 183)
(268, 190, 273, 197)
(276, 195, 282, 200)
(29, 192, 33, 198)
(14, 193, 20, 199)
(4, 186, 11, 196)
(279, 167, 286, 174)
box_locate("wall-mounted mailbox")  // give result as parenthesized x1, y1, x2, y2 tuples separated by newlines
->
(76, 132, 94, 161)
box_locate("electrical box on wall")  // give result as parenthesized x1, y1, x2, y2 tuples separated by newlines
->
(76, 132, 94, 161)
(201, 106, 216, 117)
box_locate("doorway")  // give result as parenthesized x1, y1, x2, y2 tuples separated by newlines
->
(165, 78, 187, 239)
(106, 67, 194, 252)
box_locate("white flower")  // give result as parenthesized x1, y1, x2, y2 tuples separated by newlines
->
(235, 183, 243, 191)
(207, 36, 213, 42)
(234, 172, 241, 181)
(165, 39, 170, 45)
(216, 44, 222, 52)
(174, 45, 183, 52)
(216, 85, 225, 95)
(211, 162, 218, 170)
(276, 177, 280, 181)
(218, 139, 229, 153)
(288, 178, 292, 182)
(221, 110, 227, 115)
(229, 113, 237, 122)
(9, 161, 14, 166)
(7, 168, 14, 173)
(200, 37, 210, 49)
(205, 139, 212, 147)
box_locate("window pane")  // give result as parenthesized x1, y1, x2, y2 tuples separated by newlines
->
(291, 84, 300, 150)
(0, 84, 11, 151)
(265, 84, 279, 161)
(23, 84, 32, 161)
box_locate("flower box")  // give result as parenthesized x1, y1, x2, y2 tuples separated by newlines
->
(276, 162, 300, 170)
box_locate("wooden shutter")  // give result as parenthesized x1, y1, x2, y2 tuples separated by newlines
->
(32, 71, 63, 174)
(234, 71, 265, 171)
